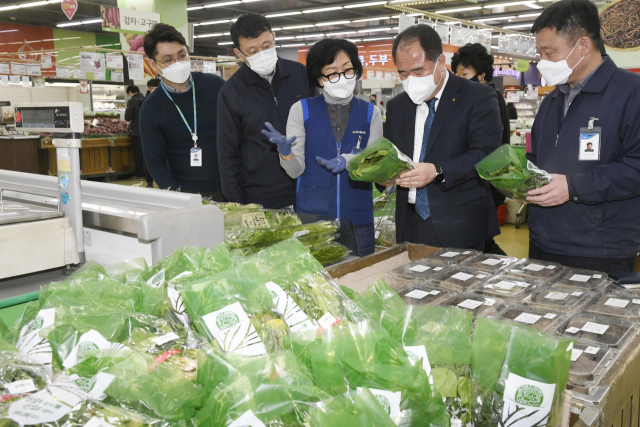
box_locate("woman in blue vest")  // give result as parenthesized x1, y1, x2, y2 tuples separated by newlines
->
(261, 39, 383, 256)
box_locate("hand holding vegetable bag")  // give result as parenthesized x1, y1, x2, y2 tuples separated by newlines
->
(348, 137, 415, 183)
(475, 145, 551, 203)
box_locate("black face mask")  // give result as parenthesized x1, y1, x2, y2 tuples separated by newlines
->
(370, 99, 376, 103)
(470, 75, 480, 82)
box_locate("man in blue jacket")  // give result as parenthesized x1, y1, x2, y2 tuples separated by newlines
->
(383, 25, 502, 249)
(217, 13, 313, 209)
(527, 0, 640, 271)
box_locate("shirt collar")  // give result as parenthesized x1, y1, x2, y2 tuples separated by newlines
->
(161, 74, 192, 94)
(558, 59, 604, 94)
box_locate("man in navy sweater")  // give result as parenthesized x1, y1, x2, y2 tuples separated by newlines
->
(140, 24, 226, 200)
(217, 13, 313, 208)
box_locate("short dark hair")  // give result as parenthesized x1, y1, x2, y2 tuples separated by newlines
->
(306, 38, 363, 91)
(451, 43, 495, 82)
(126, 85, 140, 94)
(147, 78, 159, 88)
(531, 0, 601, 45)
(370, 94, 377, 99)
(230, 13, 272, 50)
(144, 23, 187, 60)
(392, 25, 442, 63)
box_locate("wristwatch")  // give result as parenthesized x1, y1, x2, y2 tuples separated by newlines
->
(434, 163, 445, 184)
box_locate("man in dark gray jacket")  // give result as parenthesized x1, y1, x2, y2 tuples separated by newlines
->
(125, 85, 147, 181)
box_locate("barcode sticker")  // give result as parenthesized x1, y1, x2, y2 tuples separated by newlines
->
(495, 280, 517, 290)
(451, 272, 474, 281)
(410, 265, 430, 273)
(571, 291, 583, 296)
(457, 299, 484, 309)
(440, 251, 461, 258)
(5, 379, 37, 394)
(633, 299, 640, 305)
(482, 259, 502, 266)
(565, 327, 581, 334)
(570, 274, 591, 282)
(318, 313, 339, 329)
(524, 263, 545, 271)
(546, 265, 557, 269)
(476, 274, 487, 279)
(571, 349, 584, 361)
(484, 298, 496, 306)
(593, 274, 603, 279)
(151, 332, 180, 346)
(433, 267, 443, 271)
(581, 322, 609, 335)
(514, 313, 542, 325)
(543, 313, 557, 319)
(462, 251, 472, 255)
(584, 346, 600, 355)
(605, 298, 630, 308)
(375, 231, 380, 239)
(405, 290, 430, 300)
(293, 230, 310, 238)
(545, 292, 569, 300)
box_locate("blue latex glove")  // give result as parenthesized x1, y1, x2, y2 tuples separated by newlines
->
(317, 156, 347, 173)
(261, 122, 296, 156)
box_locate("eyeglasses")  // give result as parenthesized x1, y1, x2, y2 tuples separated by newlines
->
(242, 40, 276, 57)
(156, 53, 190, 67)
(321, 68, 356, 83)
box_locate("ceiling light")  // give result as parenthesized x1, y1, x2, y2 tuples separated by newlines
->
(473, 15, 516, 22)
(19, 1, 48, 7)
(186, 5, 204, 10)
(503, 23, 533, 29)
(345, 1, 387, 8)
(315, 21, 351, 26)
(205, 1, 241, 7)
(57, 19, 101, 27)
(295, 33, 325, 39)
(524, 2, 543, 8)
(281, 43, 306, 48)
(358, 27, 392, 33)
(195, 19, 231, 26)
(0, 29, 18, 33)
(347, 38, 362, 42)
(218, 41, 234, 45)
(352, 16, 391, 23)
(265, 11, 302, 18)
(391, 13, 421, 17)
(274, 36, 296, 40)
(327, 31, 358, 36)
(0, 5, 19, 11)
(436, 6, 482, 13)
(195, 32, 225, 38)
(82, 19, 102, 24)
(282, 24, 315, 29)
(362, 37, 393, 41)
(484, 1, 540, 8)
(491, 45, 499, 48)
(303, 6, 343, 13)
(517, 12, 541, 17)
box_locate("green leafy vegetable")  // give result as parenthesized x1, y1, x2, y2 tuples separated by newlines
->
(348, 138, 415, 182)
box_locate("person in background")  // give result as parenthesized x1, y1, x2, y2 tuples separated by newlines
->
(526, 0, 640, 271)
(507, 102, 518, 120)
(370, 93, 385, 117)
(145, 78, 159, 98)
(217, 13, 313, 208)
(124, 85, 146, 181)
(262, 39, 383, 256)
(140, 23, 226, 200)
(382, 25, 502, 249)
(451, 43, 509, 255)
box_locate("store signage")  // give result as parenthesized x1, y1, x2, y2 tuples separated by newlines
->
(26, 65, 41, 76)
(493, 68, 521, 79)
(111, 71, 123, 82)
(73, 69, 86, 79)
(398, 15, 415, 33)
(80, 52, 105, 73)
(358, 54, 389, 68)
(79, 80, 89, 94)
(9, 75, 20, 84)
(106, 53, 124, 69)
(0, 63, 9, 74)
(61, 0, 78, 20)
(515, 59, 530, 72)
(56, 66, 70, 78)
(127, 54, 144, 80)
(100, 6, 160, 35)
(10, 63, 26, 75)
(94, 69, 106, 81)
(41, 55, 53, 69)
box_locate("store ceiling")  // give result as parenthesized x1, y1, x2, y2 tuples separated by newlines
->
(0, 0, 549, 57)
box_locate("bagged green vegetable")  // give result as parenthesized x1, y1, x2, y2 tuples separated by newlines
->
(147, 246, 205, 281)
(223, 206, 300, 229)
(104, 257, 148, 284)
(194, 349, 327, 427)
(308, 388, 398, 427)
(0, 352, 52, 397)
(348, 138, 415, 182)
(309, 241, 350, 265)
(380, 306, 474, 426)
(475, 145, 551, 203)
(358, 278, 406, 321)
(226, 219, 338, 252)
(200, 243, 237, 274)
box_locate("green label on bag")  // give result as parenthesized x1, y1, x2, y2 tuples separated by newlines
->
(26, 316, 44, 334)
(74, 376, 97, 393)
(515, 384, 544, 407)
(77, 341, 99, 361)
(216, 312, 240, 330)
(375, 394, 391, 414)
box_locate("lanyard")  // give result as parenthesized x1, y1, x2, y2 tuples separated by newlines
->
(161, 78, 198, 146)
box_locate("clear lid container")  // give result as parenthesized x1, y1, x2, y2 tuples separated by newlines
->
(583, 291, 640, 321)
(474, 275, 537, 301)
(504, 258, 564, 281)
(387, 260, 450, 284)
(430, 266, 491, 293)
(568, 341, 617, 394)
(461, 254, 519, 273)
(396, 283, 453, 307)
(422, 248, 480, 265)
(549, 268, 609, 291)
(522, 287, 592, 313)
(495, 305, 563, 332)
(555, 313, 639, 350)
(438, 293, 507, 318)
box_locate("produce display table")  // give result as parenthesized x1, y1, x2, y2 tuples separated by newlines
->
(0, 135, 45, 175)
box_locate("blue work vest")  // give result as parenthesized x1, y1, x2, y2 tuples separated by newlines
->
(296, 95, 374, 226)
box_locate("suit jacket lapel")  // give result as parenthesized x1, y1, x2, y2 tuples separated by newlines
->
(403, 94, 417, 157)
(424, 73, 463, 158)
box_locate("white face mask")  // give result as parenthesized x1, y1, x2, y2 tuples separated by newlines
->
(159, 60, 191, 84)
(401, 65, 444, 105)
(537, 40, 584, 86)
(244, 47, 278, 76)
(322, 76, 357, 99)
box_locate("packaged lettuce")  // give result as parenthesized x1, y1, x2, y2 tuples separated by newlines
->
(475, 145, 551, 203)
(200, 243, 237, 274)
(147, 246, 205, 281)
(348, 138, 415, 182)
(104, 258, 148, 284)
(0, 353, 52, 397)
(359, 278, 406, 321)
(308, 388, 398, 427)
(223, 206, 300, 229)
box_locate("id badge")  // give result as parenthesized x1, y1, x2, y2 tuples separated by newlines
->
(578, 126, 601, 161)
(190, 148, 202, 167)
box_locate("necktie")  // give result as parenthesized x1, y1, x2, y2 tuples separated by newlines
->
(415, 97, 438, 221)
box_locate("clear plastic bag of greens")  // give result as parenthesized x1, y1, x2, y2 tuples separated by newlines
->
(207, 201, 263, 212)
(475, 145, 551, 203)
(348, 138, 415, 183)
(0, 352, 52, 397)
(104, 258, 148, 284)
(194, 349, 327, 427)
(309, 241, 350, 266)
(176, 264, 286, 355)
(308, 388, 399, 427)
(223, 206, 300, 229)
(358, 278, 407, 321)
(495, 326, 573, 427)
(200, 243, 236, 274)
(225, 219, 338, 251)
(380, 306, 475, 426)
(147, 246, 205, 281)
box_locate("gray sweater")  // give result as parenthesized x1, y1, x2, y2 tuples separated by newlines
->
(280, 91, 383, 178)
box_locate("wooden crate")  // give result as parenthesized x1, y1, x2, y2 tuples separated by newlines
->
(40, 138, 57, 176)
(80, 138, 110, 175)
(110, 136, 135, 173)
(0, 137, 41, 174)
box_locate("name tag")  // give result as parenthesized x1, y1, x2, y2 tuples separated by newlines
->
(190, 148, 202, 167)
(579, 126, 601, 161)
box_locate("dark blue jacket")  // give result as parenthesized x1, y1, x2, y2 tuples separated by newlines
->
(385, 72, 502, 248)
(216, 58, 313, 207)
(527, 56, 640, 259)
(140, 72, 225, 193)
(297, 95, 374, 226)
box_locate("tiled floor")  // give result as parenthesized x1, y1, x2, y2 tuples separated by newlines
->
(494, 223, 529, 259)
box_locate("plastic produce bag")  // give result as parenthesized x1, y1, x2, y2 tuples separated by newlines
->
(0, 352, 53, 397)
(226, 219, 339, 252)
(348, 138, 415, 182)
(475, 145, 551, 203)
(308, 388, 398, 427)
(104, 257, 148, 284)
(147, 246, 205, 281)
(380, 306, 474, 426)
(193, 349, 327, 427)
(358, 278, 407, 321)
(200, 243, 237, 274)
(309, 241, 350, 266)
(223, 206, 300, 229)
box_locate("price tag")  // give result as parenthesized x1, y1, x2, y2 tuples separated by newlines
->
(440, 251, 460, 258)
(565, 327, 581, 334)
(545, 292, 568, 300)
(482, 259, 502, 266)
(484, 298, 496, 306)
(570, 274, 591, 282)
(584, 346, 600, 355)
(451, 272, 474, 281)
(451, 419, 462, 427)
(524, 263, 545, 271)
(581, 322, 609, 335)
(151, 332, 180, 346)
(633, 299, 640, 305)
(375, 230, 380, 239)
(546, 265, 557, 269)
(462, 251, 472, 255)
(293, 230, 310, 238)
(457, 299, 483, 310)
(433, 267, 443, 271)
(495, 280, 517, 290)
(430, 290, 441, 295)
(5, 379, 37, 394)
(410, 265, 430, 273)
(405, 290, 430, 300)
(543, 313, 557, 319)
(514, 313, 542, 325)
(476, 274, 487, 279)
(593, 274, 603, 279)
(571, 291, 584, 296)
(571, 349, 584, 362)
(318, 313, 339, 329)
(605, 298, 630, 308)
(242, 212, 269, 229)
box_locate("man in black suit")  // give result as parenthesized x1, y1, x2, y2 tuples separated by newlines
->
(382, 25, 503, 249)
